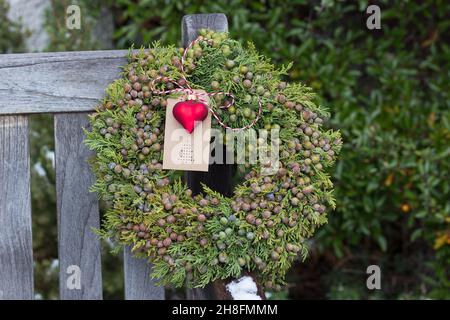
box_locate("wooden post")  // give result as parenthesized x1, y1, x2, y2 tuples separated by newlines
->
(124, 246, 165, 300)
(182, 14, 265, 300)
(0, 115, 34, 300)
(55, 113, 103, 299)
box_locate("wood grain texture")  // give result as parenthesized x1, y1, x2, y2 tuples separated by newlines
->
(182, 14, 235, 300)
(121, 14, 228, 301)
(124, 247, 165, 300)
(55, 113, 103, 300)
(0, 115, 34, 299)
(0, 50, 128, 115)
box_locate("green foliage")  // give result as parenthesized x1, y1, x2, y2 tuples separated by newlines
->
(3, 0, 447, 299)
(30, 116, 58, 300)
(44, 0, 101, 51)
(0, 0, 28, 53)
(105, 0, 450, 297)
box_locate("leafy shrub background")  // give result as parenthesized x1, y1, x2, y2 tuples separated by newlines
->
(3, 0, 449, 299)
(0, 0, 28, 52)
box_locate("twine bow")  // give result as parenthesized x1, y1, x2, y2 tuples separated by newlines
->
(149, 36, 262, 131)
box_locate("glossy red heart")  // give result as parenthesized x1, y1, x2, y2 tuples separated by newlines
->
(173, 100, 208, 133)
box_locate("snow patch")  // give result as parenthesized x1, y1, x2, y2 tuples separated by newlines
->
(33, 162, 46, 176)
(45, 150, 55, 167)
(50, 259, 59, 270)
(226, 276, 261, 300)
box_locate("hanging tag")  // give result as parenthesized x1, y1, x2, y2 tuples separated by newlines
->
(162, 90, 211, 172)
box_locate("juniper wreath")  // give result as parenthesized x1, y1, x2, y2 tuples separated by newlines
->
(84, 29, 342, 289)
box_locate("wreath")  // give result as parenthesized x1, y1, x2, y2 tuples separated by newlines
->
(85, 29, 342, 290)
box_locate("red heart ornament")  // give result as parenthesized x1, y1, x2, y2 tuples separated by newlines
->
(173, 100, 208, 133)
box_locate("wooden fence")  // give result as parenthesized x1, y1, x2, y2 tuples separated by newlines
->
(0, 13, 228, 300)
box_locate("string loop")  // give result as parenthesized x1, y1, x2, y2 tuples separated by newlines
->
(148, 36, 262, 131)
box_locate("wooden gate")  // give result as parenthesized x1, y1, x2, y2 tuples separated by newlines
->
(0, 13, 228, 300)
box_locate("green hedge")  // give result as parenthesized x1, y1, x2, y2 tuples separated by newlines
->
(106, 0, 450, 298)
(7, 0, 449, 298)
(0, 0, 27, 53)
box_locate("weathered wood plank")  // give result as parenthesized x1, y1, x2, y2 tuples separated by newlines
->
(182, 13, 231, 198)
(182, 13, 233, 300)
(55, 113, 103, 300)
(0, 115, 34, 299)
(124, 247, 165, 300)
(121, 13, 227, 301)
(0, 14, 227, 116)
(0, 50, 128, 115)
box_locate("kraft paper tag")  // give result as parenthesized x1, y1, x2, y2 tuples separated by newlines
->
(162, 90, 211, 172)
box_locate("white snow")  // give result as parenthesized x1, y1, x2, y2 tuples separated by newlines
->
(50, 259, 59, 270)
(45, 150, 55, 167)
(32, 150, 55, 176)
(33, 162, 46, 176)
(226, 276, 262, 300)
